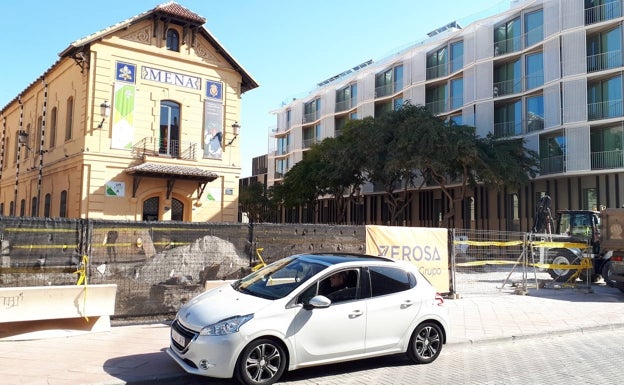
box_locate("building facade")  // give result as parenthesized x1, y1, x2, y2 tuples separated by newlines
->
(269, 0, 624, 231)
(0, 2, 257, 222)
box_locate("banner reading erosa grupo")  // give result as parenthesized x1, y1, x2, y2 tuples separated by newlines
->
(365, 225, 449, 293)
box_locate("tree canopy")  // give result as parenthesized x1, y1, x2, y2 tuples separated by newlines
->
(242, 103, 539, 226)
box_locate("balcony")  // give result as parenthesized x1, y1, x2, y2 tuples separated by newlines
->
(335, 98, 356, 112)
(494, 117, 544, 138)
(494, 121, 522, 138)
(426, 63, 448, 80)
(588, 99, 624, 121)
(374, 82, 402, 98)
(493, 78, 522, 97)
(586, 2, 622, 25)
(591, 149, 624, 169)
(540, 155, 565, 175)
(494, 36, 522, 57)
(426, 99, 447, 115)
(302, 137, 320, 149)
(132, 137, 198, 161)
(587, 50, 622, 73)
(303, 112, 319, 124)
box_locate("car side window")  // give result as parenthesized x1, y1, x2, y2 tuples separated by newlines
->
(369, 266, 414, 297)
(297, 269, 360, 305)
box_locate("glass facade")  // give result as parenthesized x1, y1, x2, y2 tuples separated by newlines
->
(588, 75, 623, 120)
(525, 10, 543, 47)
(587, 26, 622, 73)
(525, 52, 544, 90)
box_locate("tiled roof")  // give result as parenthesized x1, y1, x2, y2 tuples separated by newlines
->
(125, 163, 218, 181)
(155, 1, 206, 23)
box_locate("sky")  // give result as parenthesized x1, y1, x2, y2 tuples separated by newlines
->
(0, 0, 510, 177)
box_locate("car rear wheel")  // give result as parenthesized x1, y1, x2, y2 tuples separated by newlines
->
(407, 322, 443, 364)
(235, 338, 286, 385)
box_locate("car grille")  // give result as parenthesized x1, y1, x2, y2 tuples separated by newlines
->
(171, 319, 198, 351)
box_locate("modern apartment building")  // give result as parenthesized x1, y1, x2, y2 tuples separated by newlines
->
(269, 0, 624, 231)
(0, 2, 257, 222)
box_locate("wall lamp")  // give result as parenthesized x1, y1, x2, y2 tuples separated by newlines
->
(97, 100, 111, 128)
(18, 130, 32, 150)
(226, 121, 241, 146)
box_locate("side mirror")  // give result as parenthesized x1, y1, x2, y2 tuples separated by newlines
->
(303, 295, 331, 310)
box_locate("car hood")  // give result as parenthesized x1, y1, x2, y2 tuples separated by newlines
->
(177, 283, 272, 329)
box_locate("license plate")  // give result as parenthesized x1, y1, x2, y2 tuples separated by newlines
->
(171, 329, 186, 347)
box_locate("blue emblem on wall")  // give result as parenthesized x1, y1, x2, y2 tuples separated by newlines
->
(206, 80, 223, 100)
(116, 62, 136, 83)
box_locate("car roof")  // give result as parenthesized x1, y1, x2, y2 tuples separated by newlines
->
(294, 253, 393, 266)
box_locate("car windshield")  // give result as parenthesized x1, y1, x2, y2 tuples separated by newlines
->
(232, 256, 328, 300)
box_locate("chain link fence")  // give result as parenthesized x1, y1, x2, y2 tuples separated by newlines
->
(1, 216, 594, 318)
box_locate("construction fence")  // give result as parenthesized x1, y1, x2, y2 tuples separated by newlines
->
(452, 228, 593, 296)
(0, 216, 594, 319)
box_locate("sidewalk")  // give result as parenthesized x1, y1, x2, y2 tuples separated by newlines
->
(2, 284, 624, 385)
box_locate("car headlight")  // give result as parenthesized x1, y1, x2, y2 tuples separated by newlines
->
(200, 314, 254, 336)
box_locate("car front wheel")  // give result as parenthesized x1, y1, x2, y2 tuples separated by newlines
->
(407, 322, 443, 364)
(235, 338, 286, 385)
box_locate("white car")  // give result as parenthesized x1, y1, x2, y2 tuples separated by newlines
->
(167, 253, 449, 385)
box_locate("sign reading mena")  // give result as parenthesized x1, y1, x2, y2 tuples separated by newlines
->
(141, 66, 201, 90)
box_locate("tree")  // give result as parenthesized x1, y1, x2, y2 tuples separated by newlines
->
(312, 134, 366, 224)
(238, 181, 276, 223)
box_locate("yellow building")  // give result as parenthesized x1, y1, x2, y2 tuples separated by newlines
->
(0, 2, 257, 222)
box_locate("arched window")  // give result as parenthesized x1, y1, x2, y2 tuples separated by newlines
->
(44, 193, 51, 218)
(171, 198, 184, 221)
(143, 197, 159, 221)
(59, 190, 67, 217)
(0, 203, 4, 216)
(31, 197, 38, 217)
(166, 29, 180, 52)
(159, 101, 180, 157)
(19, 199, 25, 217)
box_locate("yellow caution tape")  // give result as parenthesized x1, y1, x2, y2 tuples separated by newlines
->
(456, 258, 593, 271)
(454, 240, 588, 249)
(72, 255, 89, 322)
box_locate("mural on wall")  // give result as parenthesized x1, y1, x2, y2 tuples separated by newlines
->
(203, 80, 223, 159)
(111, 62, 136, 150)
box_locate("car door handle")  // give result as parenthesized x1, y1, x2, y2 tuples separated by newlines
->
(400, 300, 414, 309)
(349, 310, 364, 319)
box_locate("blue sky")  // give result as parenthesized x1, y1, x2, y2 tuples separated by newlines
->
(0, 0, 507, 176)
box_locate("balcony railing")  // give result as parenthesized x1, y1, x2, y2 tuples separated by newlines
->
(493, 117, 544, 138)
(375, 82, 402, 98)
(588, 99, 624, 121)
(493, 26, 544, 57)
(587, 50, 622, 73)
(540, 155, 565, 175)
(275, 145, 290, 156)
(493, 78, 523, 97)
(132, 137, 198, 161)
(586, 1, 622, 25)
(426, 99, 447, 115)
(303, 112, 319, 124)
(426, 63, 448, 80)
(591, 149, 624, 169)
(494, 121, 522, 138)
(494, 35, 522, 56)
(302, 137, 320, 149)
(335, 98, 356, 112)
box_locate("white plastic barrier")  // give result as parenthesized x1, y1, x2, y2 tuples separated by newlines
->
(0, 284, 117, 340)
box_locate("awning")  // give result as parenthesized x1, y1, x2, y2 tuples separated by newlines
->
(124, 163, 218, 200)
